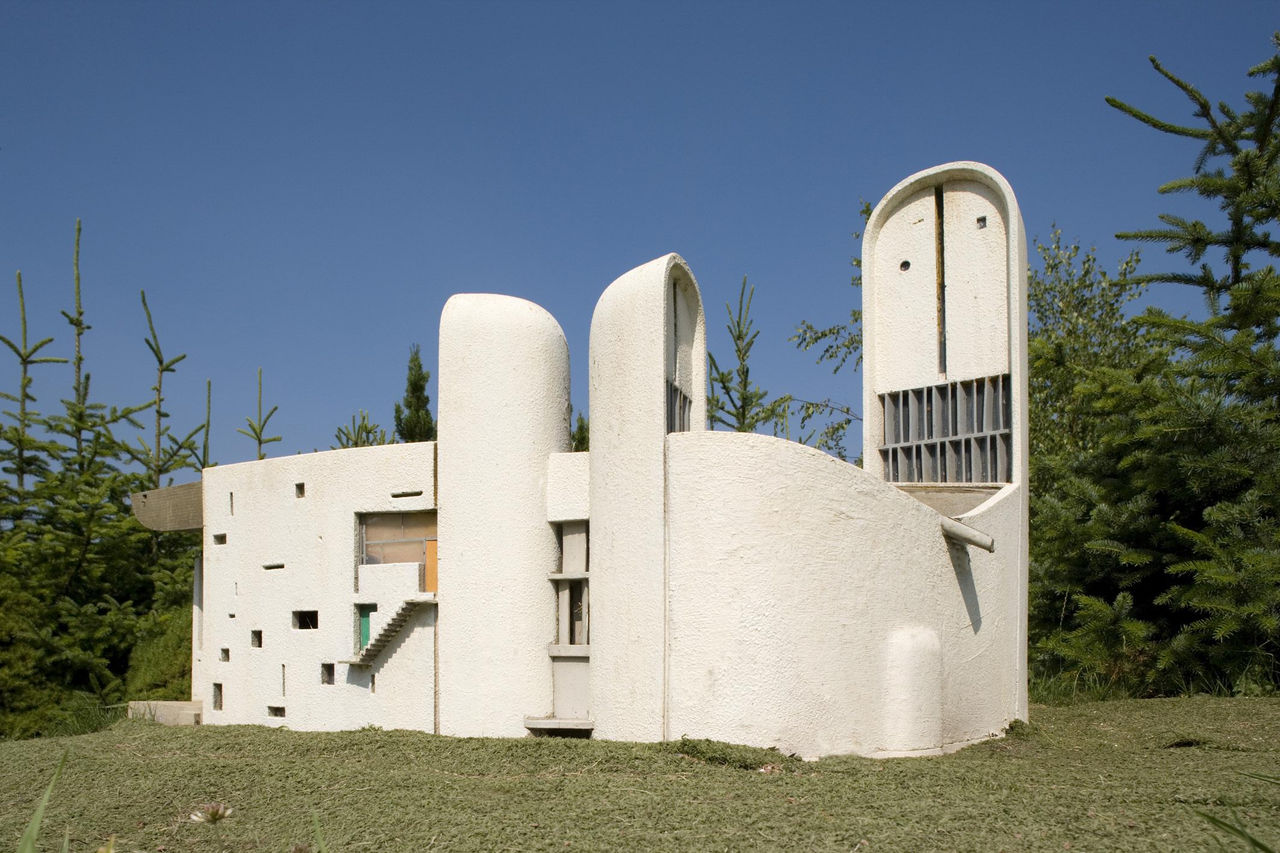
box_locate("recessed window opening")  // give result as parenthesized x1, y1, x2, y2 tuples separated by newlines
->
(219, 648, 230, 662)
(320, 663, 335, 685)
(360, 512, 435, 564)
(666, 382, 692, 433)
(356, 604, 378, 649)
(281, 664, 286, 696)
(213, 533, 227, 545)
(569, 580, 588, 645)
(879, 374, 1013, 484)
(263, 562, 285, 571)
(229, 492, 234, 515)
(370, 674, 376, 694)
(267, 706, 285, 718)
(295, 482, 305, 498)
(228, 613, 235, 619)
(391, 489, 423, 498)
(212, 683, 223, 711)
(251, 630, 263, 647)
(293, 610, 319, 629)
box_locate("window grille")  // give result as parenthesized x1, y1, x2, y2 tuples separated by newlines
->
(879, 374, 1012, 483)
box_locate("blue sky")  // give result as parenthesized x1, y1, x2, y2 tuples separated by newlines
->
(0, 2, 1268, 476)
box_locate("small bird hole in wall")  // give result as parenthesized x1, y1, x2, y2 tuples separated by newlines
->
(900, 260, 911, 271)
(219, 648, 229, 662)
(976, 216, 988, 229)
(251, 630, 263, 647)
(213, 533, 227, 545)
(267, 706, 285, 718)
(295, 482, 305, 498)
(320, 663, 335, 685)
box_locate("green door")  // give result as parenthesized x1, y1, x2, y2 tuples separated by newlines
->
(357, 604, 378, 649)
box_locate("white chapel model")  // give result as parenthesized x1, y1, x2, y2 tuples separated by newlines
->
(133, 161, 1029, 759)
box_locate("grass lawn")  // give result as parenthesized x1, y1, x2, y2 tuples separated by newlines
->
(1, 697, 1277, 851)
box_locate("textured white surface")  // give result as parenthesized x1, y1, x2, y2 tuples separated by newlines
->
(195, 443, 436, 731)
(664, 431, 1015, 759)
(546, 452, 589, 522)
(588, 254, 705, 742)
(436, 293, 568, 737)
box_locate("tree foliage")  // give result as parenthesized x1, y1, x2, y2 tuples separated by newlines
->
(707, 277, 791, 433)
(334, 410, 392, 448)
(789, 201, 870, 459)
(393, 343, 436, 443)
(0, 224, 202, 737)
(1033, 35, 1280, 696)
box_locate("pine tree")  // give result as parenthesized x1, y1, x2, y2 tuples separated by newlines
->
(394, 344, 436, 442)
(1039, 35, 1280, 695)
(571, 411, 589, 452)
(790, 202, 871, 459)
(708, 277, 792, 434)
(334, 411, 392, 448)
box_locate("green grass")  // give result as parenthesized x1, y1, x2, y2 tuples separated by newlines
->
(2, 698, 1278, 851)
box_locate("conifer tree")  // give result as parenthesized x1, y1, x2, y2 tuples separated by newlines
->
(394, 344, 436, 442)
(1038, 35, 1280, 695)
(708, 277, 791, 434)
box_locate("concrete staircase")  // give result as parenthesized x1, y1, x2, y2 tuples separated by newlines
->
(345, 594, 435, 666)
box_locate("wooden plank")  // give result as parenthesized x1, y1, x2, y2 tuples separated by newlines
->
(131, 481, 202, 531)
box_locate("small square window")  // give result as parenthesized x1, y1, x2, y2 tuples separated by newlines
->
(292, 610, 319, 630)
(251, 630, 263, 647)
(212, 683, 223, 711)
(267, 706, 285, 718)
(320, 663, 335, 685)
(219, 648, 230, 662)
(213, 533, 227, 545)
(295, 482, 306, 498)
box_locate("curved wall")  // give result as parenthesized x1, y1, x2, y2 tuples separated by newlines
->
(436, 293, 570, 737)
(665, 431, 1021, 758)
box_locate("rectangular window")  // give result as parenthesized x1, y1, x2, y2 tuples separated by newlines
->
(213, 533, 227, 545)
(251, 630, 263, 647)
(267, 706, 285, 718)
(212, 683, 223, 711)
(360, 511, 438, 593)
(667, 382, 692, 433)
(292, 610, 319, 629)
(263, 563, 285, 571)
(219, 648, 230, 662)
(320, 663, 335, 685)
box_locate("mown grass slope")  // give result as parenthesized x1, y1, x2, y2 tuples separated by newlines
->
(1, 697, 1277, 851)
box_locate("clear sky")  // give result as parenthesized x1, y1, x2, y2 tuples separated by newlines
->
(0, 2, 1269, 476)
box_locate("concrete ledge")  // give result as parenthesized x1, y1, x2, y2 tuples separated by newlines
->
(128, 700, 203, 726)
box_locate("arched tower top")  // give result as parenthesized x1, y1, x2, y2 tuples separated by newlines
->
(862, 162, 1028, 486)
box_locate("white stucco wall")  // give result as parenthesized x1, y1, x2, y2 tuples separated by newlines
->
(546, 452, 589, 523)
(588, 253, 706, 742)
(436, 293, 569, 737)
(665, 431, 1013, 759)
(196, 443, 436, 731)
